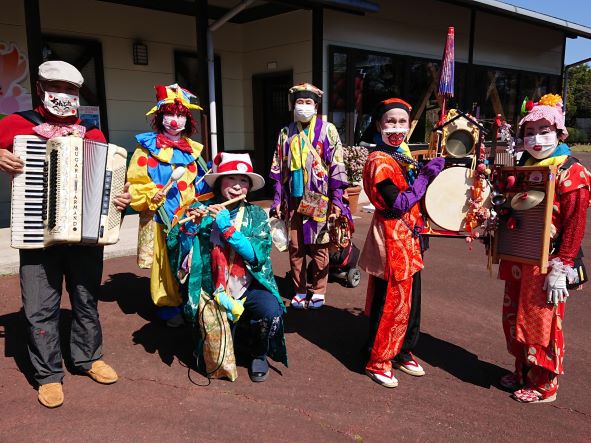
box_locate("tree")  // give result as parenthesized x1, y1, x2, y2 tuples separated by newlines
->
(565, 64, 591, 126)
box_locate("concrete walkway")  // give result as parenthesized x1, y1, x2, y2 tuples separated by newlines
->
(1, 205, 590, 441)
(0, 214, 140, 276)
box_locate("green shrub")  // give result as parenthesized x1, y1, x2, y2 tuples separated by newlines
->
(566, 127, 589, 144)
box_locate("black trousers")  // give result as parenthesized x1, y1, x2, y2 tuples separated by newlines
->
(19, 245, 104, 384)
(367, 271, 422, 358)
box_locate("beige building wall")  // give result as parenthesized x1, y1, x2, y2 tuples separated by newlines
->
(322, 0, 563, 111)
(39, 0, 246, 152)
(323, 0, 471, 113)
(473, 11, 563, 74)
(237, 9, 313, 152)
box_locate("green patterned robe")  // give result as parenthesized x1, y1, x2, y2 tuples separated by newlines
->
(167, 200, 288, 366)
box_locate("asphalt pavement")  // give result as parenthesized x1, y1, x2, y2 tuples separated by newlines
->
(0, 153, 590, 442)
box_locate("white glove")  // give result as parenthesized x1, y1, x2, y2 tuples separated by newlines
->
(543, 258, 576, 305)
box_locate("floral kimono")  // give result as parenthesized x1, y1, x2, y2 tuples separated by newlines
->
(499, 146, 590, 398)
(167, 200, 288, 366)
(270, 115, 348, 245)
(359, 150, 424, 374)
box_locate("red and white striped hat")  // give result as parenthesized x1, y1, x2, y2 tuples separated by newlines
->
(205, 152, 265, 192)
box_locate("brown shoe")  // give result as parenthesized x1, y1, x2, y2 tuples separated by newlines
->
(85, 360, 118, 384)
(38, 383, 64, 408)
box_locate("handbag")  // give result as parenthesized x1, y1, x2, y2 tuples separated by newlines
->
(197, 290, 238, 381)
(297, 187, 329, 222)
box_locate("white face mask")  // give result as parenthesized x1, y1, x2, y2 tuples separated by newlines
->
(43, 91, 80, 117)
(294, 103, 316, 123)
(162, 114, 187, 139)
(381, 127, 408, 147)
(523, 132, 558, 159)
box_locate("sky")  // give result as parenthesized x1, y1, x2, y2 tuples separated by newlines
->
(502, 0, 591, 64)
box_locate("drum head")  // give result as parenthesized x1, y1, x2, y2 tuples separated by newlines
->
(445, 129, 475, 157)
(424, 167, 491, 232)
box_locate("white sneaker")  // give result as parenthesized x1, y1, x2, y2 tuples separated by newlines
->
(291, 294, 307, 309)
(308, 294, 325, 309)
(393, 354, 425, 377)
(365, 369, 399, 388)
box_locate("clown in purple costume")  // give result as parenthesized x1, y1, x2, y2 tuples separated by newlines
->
(269, 83, 348, 309)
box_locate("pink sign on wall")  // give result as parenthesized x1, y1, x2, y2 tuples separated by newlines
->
(0, 41, 32, 117)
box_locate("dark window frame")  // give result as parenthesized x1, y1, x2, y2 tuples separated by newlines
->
(41, 34, 109, 139)
(173, 50, 224, 150)
(328, 44, 560, 145)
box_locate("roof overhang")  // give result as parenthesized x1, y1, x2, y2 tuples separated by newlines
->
(98, 0, 379, 23)
(277, 0, 379, 14)
(441, 0, 591, 39)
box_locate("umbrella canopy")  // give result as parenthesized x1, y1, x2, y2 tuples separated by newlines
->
(438, 26, 455, 98)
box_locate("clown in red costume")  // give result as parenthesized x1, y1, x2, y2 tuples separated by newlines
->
(499, 94, 590, 403)
(359, 98, 444, 388)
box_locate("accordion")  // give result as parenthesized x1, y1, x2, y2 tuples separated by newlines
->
(11, 135, 128, 249)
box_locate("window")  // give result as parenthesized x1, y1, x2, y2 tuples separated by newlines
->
(174, 50, 224, 149)
(329, 45, 560, 145)
(42, 35, 108, 136)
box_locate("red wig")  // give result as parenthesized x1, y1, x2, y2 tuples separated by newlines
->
(151, 99, 198, 137)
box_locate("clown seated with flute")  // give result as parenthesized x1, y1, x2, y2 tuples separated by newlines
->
(167, 152, 287, 382)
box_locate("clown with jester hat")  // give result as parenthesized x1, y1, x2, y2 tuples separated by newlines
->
(127, 84, 208, 325)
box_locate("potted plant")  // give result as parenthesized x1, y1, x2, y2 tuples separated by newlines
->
(342, 145, 368, 214)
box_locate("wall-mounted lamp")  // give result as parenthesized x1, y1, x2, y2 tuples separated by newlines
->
(133, 42, 148, 65)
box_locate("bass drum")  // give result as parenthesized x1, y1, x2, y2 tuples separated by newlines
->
(424, 166, 491, 233)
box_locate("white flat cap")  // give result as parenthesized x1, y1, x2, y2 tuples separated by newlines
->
(38, 61, 84, 87)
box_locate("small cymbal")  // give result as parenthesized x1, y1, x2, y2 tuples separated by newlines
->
(510, 190, 545, 210)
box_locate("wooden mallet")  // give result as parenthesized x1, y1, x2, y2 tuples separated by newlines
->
(160, 166, 186, 196)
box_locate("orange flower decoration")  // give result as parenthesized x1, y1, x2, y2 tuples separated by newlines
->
(538, 93, 563, 107)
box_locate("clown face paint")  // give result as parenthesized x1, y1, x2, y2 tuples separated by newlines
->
(523, 120, 559, 160)
(381, 127, 408, 147)
(219, 174, 251, 202)
(162, 114, 187, 139)
(524, 132, 558, 159)
(378, 107, 410, 147)
(43, 91, 79, 117)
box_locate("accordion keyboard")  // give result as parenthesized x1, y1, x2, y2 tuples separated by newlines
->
(10, 136, 47, 248)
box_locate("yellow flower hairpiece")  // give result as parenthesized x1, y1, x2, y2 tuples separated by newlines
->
(538, 93, 562, 107)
